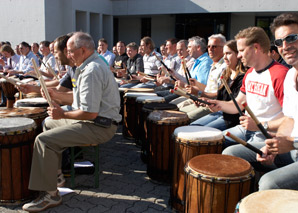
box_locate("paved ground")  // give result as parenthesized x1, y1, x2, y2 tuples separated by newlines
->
(0, 125, 173, 213)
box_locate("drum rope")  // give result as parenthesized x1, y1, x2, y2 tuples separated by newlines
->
(224, 179, 231, 213)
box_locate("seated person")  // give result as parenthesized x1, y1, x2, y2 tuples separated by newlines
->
(191, 40, 246, 131)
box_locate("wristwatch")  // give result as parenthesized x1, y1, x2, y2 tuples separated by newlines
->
(293, 137, 298, 150)
(263, 121, 269, 130)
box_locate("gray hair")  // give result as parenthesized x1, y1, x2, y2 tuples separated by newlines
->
(72, 32, 95, 51)
(188, 36, 207, 53)
(208, 34, 226, 45)
(177, 39, 188, 47)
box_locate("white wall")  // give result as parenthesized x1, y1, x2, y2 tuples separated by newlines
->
(112, 0, 298, 15)
(0, 0, 45, 47)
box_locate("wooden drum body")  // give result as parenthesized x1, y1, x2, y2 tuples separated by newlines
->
(147, 110, 189, 183)
(184, 154, 254, 213)
(123, 92, 157, 139)
(0, 79, 18, 108)
(135, 96, 165, 145)
(171, 126, 223, 212)
(237, 189, 298, 213)
(0, 107, 48, 134)
(141, 103, 178, 163)
(0, 117, 37, 203)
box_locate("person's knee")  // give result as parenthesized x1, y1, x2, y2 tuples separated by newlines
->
(258, 173, 279, 190)
(222, 145, 240, 156)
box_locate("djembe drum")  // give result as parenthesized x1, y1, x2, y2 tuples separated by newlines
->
(123, 92, 157, 139)
(147, 110, 189, 183)
(171, 126, 223, 212)
(184, 154, 254, 213)
(14, 97, 49, 108)
(0, 79, 18, 108)
(236, 189, 298, 213)
(0, 117, 37, 203)
(135, 96, 165, 145)
(140, 103, 178, 163)
(0, 107, 48, 134)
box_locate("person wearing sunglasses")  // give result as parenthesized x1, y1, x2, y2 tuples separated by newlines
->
(223, 13, 298, 192)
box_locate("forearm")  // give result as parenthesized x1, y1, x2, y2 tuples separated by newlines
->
(63, 109, 97, 120)
(276, 116, 294, 136)
(263, 116, 286, 133)
(45, 80, 60, 87)
(202, 92, 217, 99)
(218, 99, 244, 114)
(52, 91, 73, 105)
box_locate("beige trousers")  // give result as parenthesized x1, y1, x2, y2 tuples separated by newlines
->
(28, 118, 117, 191)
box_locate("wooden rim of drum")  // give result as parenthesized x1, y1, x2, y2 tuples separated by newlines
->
(185, 154, 254, 183)
(175, 138, 223, 145)
(147, 110, 189, 124)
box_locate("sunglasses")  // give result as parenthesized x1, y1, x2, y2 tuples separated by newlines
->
(208, 45, 223, 49)
(274, 34, 298, 47)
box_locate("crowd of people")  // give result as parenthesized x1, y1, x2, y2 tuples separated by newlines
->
(0, 12, 297, 212)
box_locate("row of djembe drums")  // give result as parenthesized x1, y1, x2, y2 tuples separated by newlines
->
(119, 88, 298, 213)
(0, 91, 49, 203)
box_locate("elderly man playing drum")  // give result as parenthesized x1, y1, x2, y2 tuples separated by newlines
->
(22, 32, 121, 212)
(223, 13, 298, 191)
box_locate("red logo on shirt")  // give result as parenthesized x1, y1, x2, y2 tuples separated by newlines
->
(246, 81, 269, 97)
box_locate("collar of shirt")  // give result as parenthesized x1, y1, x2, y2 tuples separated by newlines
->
(210, 57, 225, 71)
(77, 52, 98, 73)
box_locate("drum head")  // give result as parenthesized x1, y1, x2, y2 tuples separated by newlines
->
(124, 92, 157, 98)
(143, 102, 178, 111)
(0, 117, 36, 134)
(147, 110, 189, 124)
(174, 126, 223, 142)
(125, 88, 154, 93)
(14, 97, 49, 108)
(187, 154, 253, 179)
(239, 189, 298, 213)
(136, 96, 165, 103)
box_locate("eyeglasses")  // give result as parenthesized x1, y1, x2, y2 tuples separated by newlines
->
(67, 47, 81, 54)
(274, 34, 298, 47)
(208, 45, 223, 49)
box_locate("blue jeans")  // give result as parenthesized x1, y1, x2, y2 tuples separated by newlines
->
(132, 82, 156, 88)
(119, 83, 139, 88)
(223, 142, 298, 190)
(190, 111, 227, 131)
(223, 125, 266, 148)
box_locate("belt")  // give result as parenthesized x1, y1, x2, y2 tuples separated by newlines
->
(112, 121, 118, 126)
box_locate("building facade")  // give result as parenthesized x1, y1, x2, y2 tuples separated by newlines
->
(0, 0, 297, 48)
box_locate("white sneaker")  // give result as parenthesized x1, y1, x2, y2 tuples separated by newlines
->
(22, 191, 62, 212)
(57, 173, 65, 187)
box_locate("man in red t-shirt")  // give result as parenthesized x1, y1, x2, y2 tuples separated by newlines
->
(209, 26, 288, 148)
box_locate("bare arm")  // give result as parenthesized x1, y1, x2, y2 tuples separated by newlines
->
(209, 92, 246, 114)
(48, 102, 97, 120)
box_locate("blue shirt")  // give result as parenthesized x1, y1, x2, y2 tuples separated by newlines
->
(189, 52, 213, 85)
(14, 51, 39, 73)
